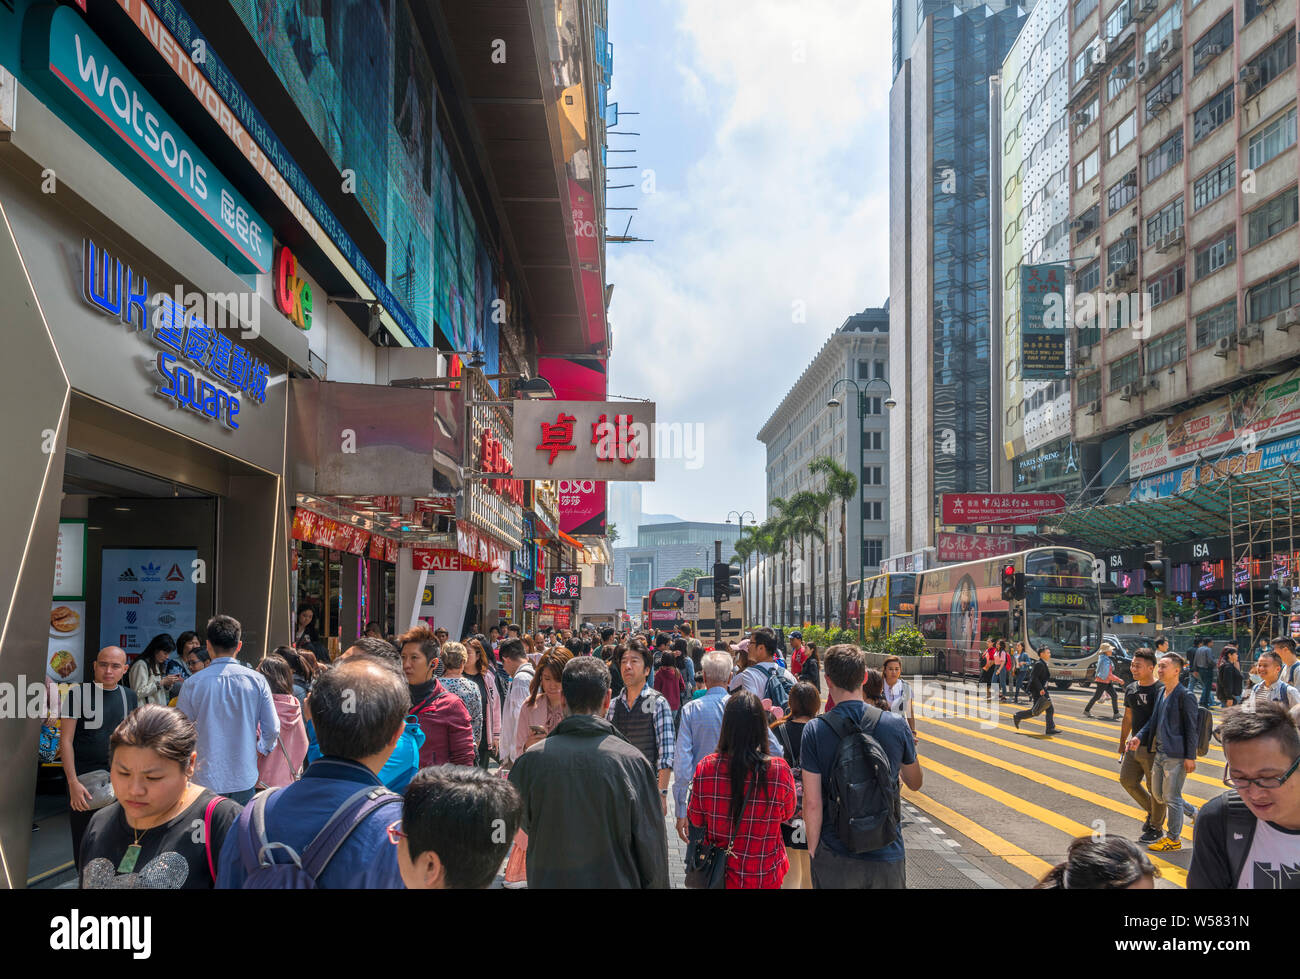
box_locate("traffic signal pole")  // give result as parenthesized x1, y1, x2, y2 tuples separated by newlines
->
(1153, 539, 1164, 638)
(713, 539, 723, 648)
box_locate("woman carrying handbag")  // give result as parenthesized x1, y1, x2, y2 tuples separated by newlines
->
(685, 691, 796, 889)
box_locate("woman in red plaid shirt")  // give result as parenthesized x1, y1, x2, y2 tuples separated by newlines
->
(687, 691, 797, 889)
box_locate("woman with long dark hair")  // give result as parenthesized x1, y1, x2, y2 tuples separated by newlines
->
(687, 691, 796, 889)
(1036, 836, 1159, 889)
(772, 681, 820, 890)
(863, 667, 890, 710)
(129, 634, 178, 707)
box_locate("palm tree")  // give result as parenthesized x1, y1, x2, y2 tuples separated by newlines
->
(786, 491, 823, 628)
(769, 499, 792, 626)
(754, 519, 778, 626)
(810, 456, 859, 631)
(732, 534, 754, 628)
(809, 482, 834, 630)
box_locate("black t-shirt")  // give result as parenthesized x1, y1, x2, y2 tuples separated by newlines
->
(1124, 680, 1160, 733)
(62, 684, 138, 775)
(80, 789, 242, 888)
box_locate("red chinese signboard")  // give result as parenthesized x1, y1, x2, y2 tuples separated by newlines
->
(480, 430, 524, 505)
(369, 533, 387, 561)
(940, 493, 1066, 526)
(385, 537, 398, 564)
(936, 532, 1025, 564)
(541, 603, 571, 629)
(456, 522, 511, 573)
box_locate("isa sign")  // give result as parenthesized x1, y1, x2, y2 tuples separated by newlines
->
(25, 6, 272, 274)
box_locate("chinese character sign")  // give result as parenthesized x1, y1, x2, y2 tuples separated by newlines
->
(1020, 263, 1069, 380)
(513, 401, 656, 481)
(940, 494, 1066, 525)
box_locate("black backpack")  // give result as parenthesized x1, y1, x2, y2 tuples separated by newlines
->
(822, 706, 899, 854)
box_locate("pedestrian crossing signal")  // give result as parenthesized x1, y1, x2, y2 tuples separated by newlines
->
(1000, 564, 1024, 601)
(1142, 558, 1170, 595)
(1267, 580, 1291, 616)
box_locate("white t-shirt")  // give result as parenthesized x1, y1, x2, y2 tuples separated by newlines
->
(729, 661, 795, 699)
(884, 679, 912, 716)
(1236, 817, 1300, 889)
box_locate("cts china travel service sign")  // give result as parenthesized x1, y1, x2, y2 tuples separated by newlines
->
(81, 238, 269, 431)
(940, 493, 1066, 526)
(24, 6, 272, 274)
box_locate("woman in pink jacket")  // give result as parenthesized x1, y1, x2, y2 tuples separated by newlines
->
(463, 638, 502, 768)
(255, 654, 308, 789)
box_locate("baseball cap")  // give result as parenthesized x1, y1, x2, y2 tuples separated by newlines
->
(789, 631, 803, 640)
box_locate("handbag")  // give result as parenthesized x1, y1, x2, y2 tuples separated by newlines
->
(78, 769, 116, 810)
(684, 780, 752, 889)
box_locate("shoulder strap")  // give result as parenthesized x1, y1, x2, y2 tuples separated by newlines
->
(1224, 791, 1258, 886)
(857, 704, 886, 737)
(278, 737, 300, 781)
(821, 709, 853, 742)
(776, 722, 795, 764)
(238, 788, 280, 875)
(300, 786, 401, 882)
(203, 795, 224, 882)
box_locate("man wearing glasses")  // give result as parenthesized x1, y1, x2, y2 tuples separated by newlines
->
(1188, 701, 1300, 889)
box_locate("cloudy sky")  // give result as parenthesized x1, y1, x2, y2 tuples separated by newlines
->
(605, 0, 892, 527)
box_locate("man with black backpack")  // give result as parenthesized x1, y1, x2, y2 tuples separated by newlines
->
(1188, 701, 1300, 888)
(730, 628, 797, 712)
(1127, 652, 1200, 853)
(800, 644, 921, 888)
(216, 655, 409, 888)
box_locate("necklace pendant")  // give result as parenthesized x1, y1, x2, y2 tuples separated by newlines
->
(117, 843, 142, 874)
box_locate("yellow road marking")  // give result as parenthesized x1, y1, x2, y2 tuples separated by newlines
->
(922, 725, 1195, 841)
(902, 788, 1052, 881)
(923, 694, 1225, 788)
(920, 756, 1188, 888)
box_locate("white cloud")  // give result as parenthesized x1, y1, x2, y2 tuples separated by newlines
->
(608, 0, 891, 526)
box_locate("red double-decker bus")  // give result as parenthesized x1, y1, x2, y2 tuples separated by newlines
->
(646, 586, 686, 630)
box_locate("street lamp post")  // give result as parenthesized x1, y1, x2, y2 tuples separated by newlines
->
(726, 510, 756, 627)
(827, 377, 896, 643)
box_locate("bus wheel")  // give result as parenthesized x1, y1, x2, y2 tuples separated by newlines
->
(1054, 680, 1072, 691)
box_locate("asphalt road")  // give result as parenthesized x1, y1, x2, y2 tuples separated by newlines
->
(902, 678, 1232, 889)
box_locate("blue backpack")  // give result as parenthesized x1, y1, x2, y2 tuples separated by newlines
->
(236, 785, 401, 889)
(306, 715, 424, 793)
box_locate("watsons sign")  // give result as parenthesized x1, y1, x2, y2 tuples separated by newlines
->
(24, 6, 272, 274)
(81, 238, 269, 430)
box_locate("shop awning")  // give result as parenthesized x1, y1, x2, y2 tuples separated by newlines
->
(1043, 463, 1300, 551)
(557, 530, 585, 550)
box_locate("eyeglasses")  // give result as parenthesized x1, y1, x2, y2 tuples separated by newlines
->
(386, 819, 407, 845)
(1222, 755, 1300, 791)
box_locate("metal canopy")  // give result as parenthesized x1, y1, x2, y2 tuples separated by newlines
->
(1044, 463, 1300, 551)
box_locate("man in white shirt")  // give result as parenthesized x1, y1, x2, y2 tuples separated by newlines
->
(730, 628, 797, 699)
(1249, 651, 1300, 714)
(1273, 637, 1300, 687)
(1188, 700, 1300, 888)
(498, 639, 535, 767)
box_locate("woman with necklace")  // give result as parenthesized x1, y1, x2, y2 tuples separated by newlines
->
(79, 705, 241, 888)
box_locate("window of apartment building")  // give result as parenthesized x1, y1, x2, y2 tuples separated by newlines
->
(1148, 263, 1186, 306)
(1244, 34, 1296, 100)
(1247, 106, 1298, 171)
(1074, 37, 1100, 84)
(1075, 0, 1099, 27)
(863, 540, 883, 567)
(862, 466, 883, 486)
(867, 501, 884, 521)
(1145, 196, 1184, 246)
(863, 396, 883, 415)
(1146, 329, 1186, 372)
(1077, 258, 1102, 295)
(1144, 66, 1182, 120)
(857, 359, 871, 380)
(1192, 13, 1233, 76)
(1143, 4, 1182, 58)
(873, 360, 886, 380)
(1107, 112, 1137, 157)
(1076, 94, 1100, 132)
(1246, 187, 1299, 247)
(1195, 299, 1237, 348)
(1145, 130, 1183, 182)
(1077, 371, 1102, 405)
(1107, 169, 1138, 213)
(1075, 148, 1100, 188)
(1244, 0, 1270, 25)
(1075, 204, 1100, 243)
(1108, 53, 1136, 100)
(1110, 351, 1141, 391)
(1108, 236, 1137, 273)
(1194, 228, 1236, 279)
(1193, 86, 1234, 143)
(1192, 155, 1235, 210)
(1247, 266, 1300, 322)
(1104, 0, 1132, 42)
(863, 430, 883, 451)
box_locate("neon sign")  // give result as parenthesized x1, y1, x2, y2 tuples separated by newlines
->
(273, 245, 312, 330)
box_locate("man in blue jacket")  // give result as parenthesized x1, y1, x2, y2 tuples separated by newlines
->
(1128, 652, 1199, 853)
(217, 655, 409, 888)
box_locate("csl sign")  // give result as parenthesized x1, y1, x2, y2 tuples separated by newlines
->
(273, 246, 312, 329)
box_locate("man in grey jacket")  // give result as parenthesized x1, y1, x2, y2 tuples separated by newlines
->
(508, 655, 668, 888)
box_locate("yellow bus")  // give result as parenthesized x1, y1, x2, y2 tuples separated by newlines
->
(692, 576, 744, 645)
(848, 572, 916, 636)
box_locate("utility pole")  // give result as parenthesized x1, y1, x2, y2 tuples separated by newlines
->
(713, 539, 723, 647)
(1154, 539, 1164, 637)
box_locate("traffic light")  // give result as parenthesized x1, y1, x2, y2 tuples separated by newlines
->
(1268, 580, 1292, 616)
(714, 562, 742, 600)
(1143, 558, 1171, 595)
(1000, 564, 1025, 601)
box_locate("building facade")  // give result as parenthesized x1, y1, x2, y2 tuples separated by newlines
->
(1066, 0, 1299, 497)
(612, 521, 745, 613)
(890, 3, 1030, 560)
(756, 307, 891, 625)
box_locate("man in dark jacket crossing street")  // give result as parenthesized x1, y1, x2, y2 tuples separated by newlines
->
(1012, 647, 1059, 735)
(508, 656, 669, 888)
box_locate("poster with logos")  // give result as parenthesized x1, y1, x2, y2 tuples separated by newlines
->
(99, 548, 198, 657)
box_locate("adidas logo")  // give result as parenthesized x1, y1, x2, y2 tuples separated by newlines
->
(118, 568, 137, 581)
(140, 562, 161, 579)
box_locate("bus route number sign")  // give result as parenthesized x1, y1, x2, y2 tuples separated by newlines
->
(1037, 591, 1087, 609)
